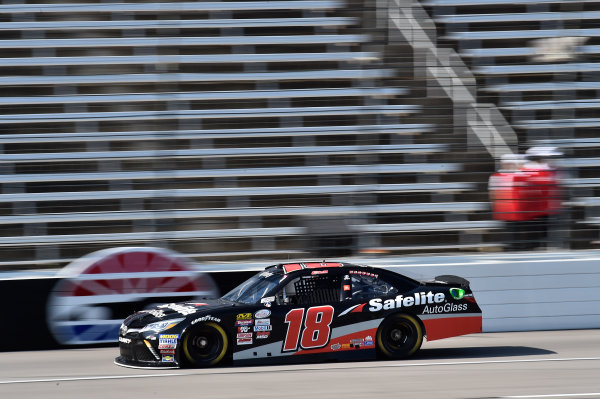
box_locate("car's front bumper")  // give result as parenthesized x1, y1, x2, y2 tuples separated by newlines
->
(114, 355, 180, 369)
(116, 335, 181, 368)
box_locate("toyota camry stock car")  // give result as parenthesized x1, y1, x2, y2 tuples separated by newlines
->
(115, 261, 482, 368)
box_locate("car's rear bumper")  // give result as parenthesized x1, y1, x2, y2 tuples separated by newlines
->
(418, 312, 482, 341)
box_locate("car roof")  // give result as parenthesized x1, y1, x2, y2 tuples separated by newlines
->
(263, 261, 422, 290)
(266, 261, 375, 275)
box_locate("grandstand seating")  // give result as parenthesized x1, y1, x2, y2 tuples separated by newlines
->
(0, 123, 428, 143)
(0, 182, 476, 203)
(0, 0, 494, 267)
(424, 0, 600, 248)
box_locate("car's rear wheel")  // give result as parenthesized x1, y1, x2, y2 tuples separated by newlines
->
(181, 322, 229, 367)
(376, 313, 423, 359)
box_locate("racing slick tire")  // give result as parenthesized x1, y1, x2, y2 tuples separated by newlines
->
(181, 322, 229, 368)
(376, 313, 423, 359)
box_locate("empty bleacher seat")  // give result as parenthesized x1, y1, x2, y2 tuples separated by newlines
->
(0, 124, 432, 144)
(1, 52, 379, 67)
(1, 17, 357, 31)
(424, 0, 597, 6)
(0, 163, 462, 184)
(0, 182, 475, 204)
(462, 45, 600, 59)
(0, 0, 489, 265)
(501, 99, 600, 111)
(475, 63, 600, 76)
(436, 11, 600, 24)
(0, 143, 440, 163)
(0, 104, 419, 124)
(0, 1, 346, 14)
(0, 69, 395, 86)
(0, 87, 405, 106)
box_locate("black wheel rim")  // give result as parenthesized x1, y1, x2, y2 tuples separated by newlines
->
(186, 327, 223, 361)
(384, 320, 415, 352)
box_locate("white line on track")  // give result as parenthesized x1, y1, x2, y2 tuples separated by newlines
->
(501, 394, 600, 398)
(1, 356, 599, 385)
(0, 373, 187, 385)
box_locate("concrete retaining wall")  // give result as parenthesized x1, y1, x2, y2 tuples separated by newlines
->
(1, 250, 598, 351)
(363, 251, 600, 332)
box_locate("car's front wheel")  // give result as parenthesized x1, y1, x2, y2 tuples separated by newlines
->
(181, 322, 229, 367)
(376, 313, 423, 359)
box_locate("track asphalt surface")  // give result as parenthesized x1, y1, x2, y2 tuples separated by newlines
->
(1, 330, 599, 399)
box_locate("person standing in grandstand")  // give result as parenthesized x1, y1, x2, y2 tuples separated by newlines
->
(488, 153, 526, 251)
(519, 147, 563, 250)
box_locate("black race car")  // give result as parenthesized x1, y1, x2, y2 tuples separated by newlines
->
(115, 261, 482, 368)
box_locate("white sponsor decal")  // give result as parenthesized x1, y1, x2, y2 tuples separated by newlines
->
(191, 315, 221, 324)
(143, 309, 166, 318)
(260, 296, 275, 308)
(253, 325, 272, 332)
(338, 304, 360, 317)
(158, 303, 197, 316)
(256, 332, 270, 339)
(422, 303, 467, 314)
(237, 338, 252, 345)
(255, 319, 270, 326)
(237, 332, 252, 338)
(254, 309, 271, 319)
(368, 292, 445, 312)
(118, 337, 131, 344)
(158, 334, 179, 350)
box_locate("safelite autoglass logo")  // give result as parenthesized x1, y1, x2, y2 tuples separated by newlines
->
(368, 291, 445, 311)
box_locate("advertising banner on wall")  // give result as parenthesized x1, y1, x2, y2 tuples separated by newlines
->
(46, 247, 219, 345)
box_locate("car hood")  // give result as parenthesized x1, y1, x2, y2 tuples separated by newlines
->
(123, 298, 234, 328)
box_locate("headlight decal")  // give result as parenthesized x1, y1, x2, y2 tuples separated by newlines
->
(140, 317, 185, 333)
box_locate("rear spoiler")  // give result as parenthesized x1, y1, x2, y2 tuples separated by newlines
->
(433, 275, 471, 288)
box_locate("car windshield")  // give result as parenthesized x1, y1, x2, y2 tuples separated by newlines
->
(221, 271, 282, 304)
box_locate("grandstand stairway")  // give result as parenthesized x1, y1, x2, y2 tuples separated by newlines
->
(423, 0, 600, 248)
(0, 0, 501, 268)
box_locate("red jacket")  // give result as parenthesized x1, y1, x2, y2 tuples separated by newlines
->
(519, 163, 562, 219)
(489, 171, 527, 221)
